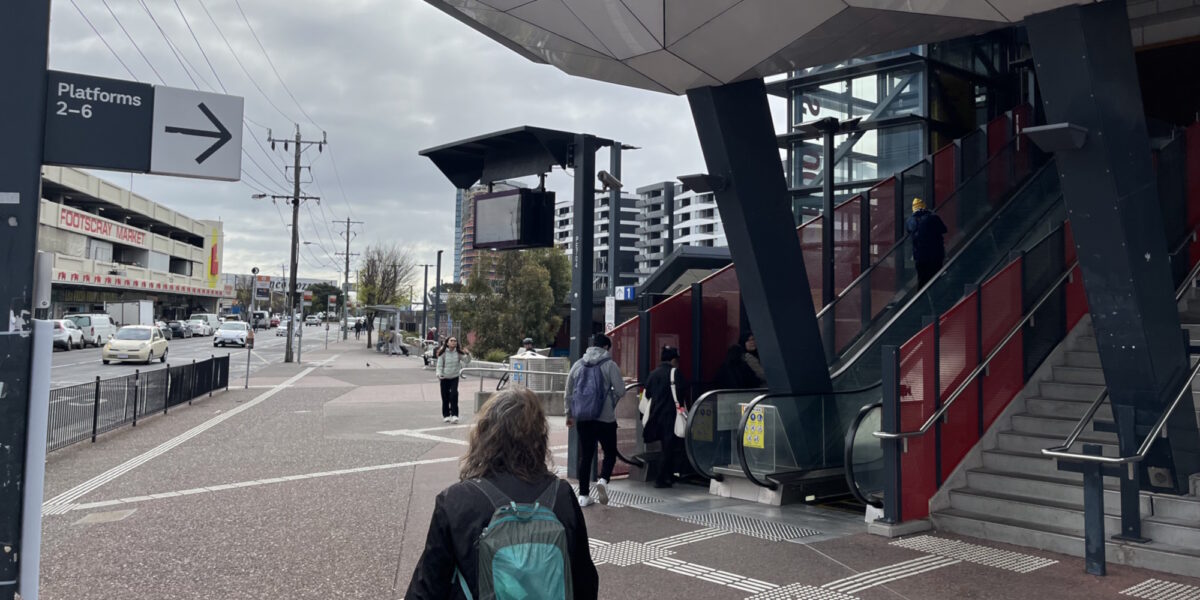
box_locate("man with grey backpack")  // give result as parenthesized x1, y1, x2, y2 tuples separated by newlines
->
(565, 333, 627, 507)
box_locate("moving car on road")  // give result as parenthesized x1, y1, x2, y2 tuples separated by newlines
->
(66, 314, 117, 347)
(270, 315, 280, 327)
(214, 321, 254, 348)
(305, 315, 320, 326)
(187, 319, 213, 337)
(52, 319, 84, 350)
(102, 325, 168, 365)
(167, 321, 193, 339)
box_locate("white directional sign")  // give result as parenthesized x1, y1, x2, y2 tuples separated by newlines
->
(150, 86, 243, 181)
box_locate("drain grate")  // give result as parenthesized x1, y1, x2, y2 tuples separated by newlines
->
(590, 540, 674, 567)
(680, 511, 821, 541)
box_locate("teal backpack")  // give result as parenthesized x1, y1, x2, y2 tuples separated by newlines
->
(456, 478, 574, 600)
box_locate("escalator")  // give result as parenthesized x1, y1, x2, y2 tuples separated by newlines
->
(686, 156, 1065, 500)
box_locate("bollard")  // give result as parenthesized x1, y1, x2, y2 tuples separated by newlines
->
(1082, 444, 1106, 576)
(164, 365, 171, 415)
(190, 359, 196, 405)
(245, 344, 252, 390)
(131, 369, 140, 427)
(209, 355, 215, 397)
(91, 376, 101, 443)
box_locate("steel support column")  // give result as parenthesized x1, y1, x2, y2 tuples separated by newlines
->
(1027, 0, 1200, 492)
(569, 134, 598, 363)
(688, 79, 831, 394)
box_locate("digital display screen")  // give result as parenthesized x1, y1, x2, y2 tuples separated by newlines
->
(474, 190, 522, 247)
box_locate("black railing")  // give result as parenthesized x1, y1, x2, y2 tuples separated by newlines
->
(46, 355, 231, 452)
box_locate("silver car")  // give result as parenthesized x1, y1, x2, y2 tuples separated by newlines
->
(52, 319, 84, 350)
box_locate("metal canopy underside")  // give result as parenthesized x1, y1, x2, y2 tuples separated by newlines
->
(423, 0, 1090, 95)
(419, 125, 612, 189)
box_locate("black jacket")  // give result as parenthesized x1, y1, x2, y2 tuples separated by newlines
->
(405, 472, 599, 599)
(642, 363, 682, 443)
(905, 209, 948, 264)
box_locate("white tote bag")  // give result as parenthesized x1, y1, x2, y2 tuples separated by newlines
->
(670, 368, 687, 438)
(638, 389, 652, 426)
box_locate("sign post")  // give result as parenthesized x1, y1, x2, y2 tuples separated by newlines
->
(604, 296, 616, 332)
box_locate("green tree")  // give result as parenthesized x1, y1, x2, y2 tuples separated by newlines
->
(357, 243, 417, 346)
(307, 282, 342, 316)
(449, 248, 570, 356)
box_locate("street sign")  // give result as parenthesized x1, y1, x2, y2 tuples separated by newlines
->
(254, 275, 271, 301)
(41, 71, 243, 181)
(302, 290, 313, 307)
(151, 86, 242, 181)
(328, 295, 337, 305)
(604, 296, 615, 331)
(43, 71, 154, 173)
(615, 285, 636, 301)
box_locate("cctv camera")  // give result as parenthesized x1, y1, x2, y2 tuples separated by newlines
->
(597, 170, 623, 191)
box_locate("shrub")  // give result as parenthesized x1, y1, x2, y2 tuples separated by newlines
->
(484, 349, 510, 363)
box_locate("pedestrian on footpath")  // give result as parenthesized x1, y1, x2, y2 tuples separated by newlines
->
(565, 333, 626, 507)
(405, 387, 599, 600)
(354, 319, 362, 340)
(643, 346, 684, 488)
(437, 336, 472, 423)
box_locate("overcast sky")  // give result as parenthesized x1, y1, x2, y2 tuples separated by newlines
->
(47, 0, 784, 285)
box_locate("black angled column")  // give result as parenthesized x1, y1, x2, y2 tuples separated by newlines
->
(1027, 0, 1200, 492)
(688, 79, 831, 394)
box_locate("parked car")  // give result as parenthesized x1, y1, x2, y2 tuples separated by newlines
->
(270, 315, 280, 327)
(102, 325, 168, 365)
(52, 319, 84, 350)
(305, 315, 320, 326)
(214, 321, 254, 348)
(188, 313, 221, 332)
(187, 319, 213, 337)
(65, 314, 117, 347)
(155, 320, 172, 340)
(167, 321, 192, 339)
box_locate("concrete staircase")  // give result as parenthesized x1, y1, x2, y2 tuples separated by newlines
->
(931, 295, 1200, 577)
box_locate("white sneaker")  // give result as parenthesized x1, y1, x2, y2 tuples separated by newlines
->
(578, 494, 593, 507)
(443, 416, 451, 423)
(595, 479, 609, 505)
(451, 416, 460, 424)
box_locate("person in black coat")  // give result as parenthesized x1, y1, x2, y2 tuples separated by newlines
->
(643, 346, 683, 488)
(406, 387, 599, 599)
(715, 344, 758, 389)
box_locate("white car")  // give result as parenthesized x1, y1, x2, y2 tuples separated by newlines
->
(52, 319, 84, 350)
(102, 325, 169, 364)
(187, 319, 213, 336)
(305, 316, 320, 326)
(214, 321, 255, 347)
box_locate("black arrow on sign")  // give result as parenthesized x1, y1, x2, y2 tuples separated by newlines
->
(163, 102, 232, 164)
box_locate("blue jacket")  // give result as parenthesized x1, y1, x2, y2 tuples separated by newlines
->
(905, 209, 948, 263)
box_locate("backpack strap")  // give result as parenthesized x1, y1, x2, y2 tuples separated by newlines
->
(467, 478, 513, 510)
(535, 478, 563, 511)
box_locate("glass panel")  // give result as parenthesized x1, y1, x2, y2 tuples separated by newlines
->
(793, 67, 924, 127)
(609, 317, 639, 383)
(699, 267, 742, 393)
(648, 289, 693, 383)
(686, 390, 764, 479)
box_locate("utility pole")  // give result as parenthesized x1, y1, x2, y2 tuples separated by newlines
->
(420, 264, 433, 339)
(335, 217, 362, 341)
(264, 125, 326, 363)
(434, 250, 443, 341)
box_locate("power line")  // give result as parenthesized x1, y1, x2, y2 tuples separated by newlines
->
(68, 0, 137, 80)
(135, 0, 204, 89)
(100, 0, 164, 83)
(233, 0, 321, 129)
(173, 0, 226, 93)
(197, 0, 297, 124)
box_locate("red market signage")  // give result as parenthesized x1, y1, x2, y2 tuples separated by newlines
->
(58, 205, 148, 248)
(54, 270, 222, 296)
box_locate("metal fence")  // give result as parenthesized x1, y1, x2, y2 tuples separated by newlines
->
(46, 355, 231, 452)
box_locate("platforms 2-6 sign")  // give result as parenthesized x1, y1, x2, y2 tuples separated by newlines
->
(43, 70, 242, 181)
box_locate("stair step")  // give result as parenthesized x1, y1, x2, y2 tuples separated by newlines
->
(1010, 413, 1118, 442)
(1039, 381, 1106, 402)
(996, 431, 1116, 456)
(932, 508, 1200, 579)
(949, 489, 1200, 548)
(965, 468, 1148, 516)
(1025, 397, 1113, 421)
(980, 449, 1081, 482)
(1073, 335, 1097, 351)
(1052, 365, 1105, 385)
(1149, 493, 1200, 521)
(1063, 351, 1101, 368)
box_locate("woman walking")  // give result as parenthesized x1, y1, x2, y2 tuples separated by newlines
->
(643, 346, 684, 488)
(436, 336, 472, 423)
(405, 387, 599, 599)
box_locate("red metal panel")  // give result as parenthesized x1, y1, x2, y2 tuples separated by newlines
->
(933, 144, 957, 239)
(833, 196, 863, 295)
(699, 267, 742, 381)
(980, 259, 1022, 355)
(899, 325, 937, 521)
(1188, 123, 1200, 231)
(982, 336, 1023, 431)
(938, 294, 980, 482)
(799, 216, 824, 310)
(647, 289, 694, 383)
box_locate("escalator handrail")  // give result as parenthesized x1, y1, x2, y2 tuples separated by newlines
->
(830, 160, 1060, 379)
(815, 135, 1026, 324)
(845, 402, 884, 508)
(734, 385, 882, 490)
(684, 387, 768, 481)
(873, 257, 1079, 440)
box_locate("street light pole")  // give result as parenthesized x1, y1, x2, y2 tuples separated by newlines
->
(434, 250, 443, 340)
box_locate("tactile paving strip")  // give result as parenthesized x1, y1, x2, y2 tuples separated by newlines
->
(744, 583, 858, 600)
(586, 488, 665, 508)
(889, 535, 1057, 574)
(680, 511, 821, 541)
(644, 557, 777, 595)
(590, 541, 675, 567)
(1122, 579, 1200, 600)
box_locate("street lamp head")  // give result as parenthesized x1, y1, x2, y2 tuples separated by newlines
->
(251, 194, 267, 199)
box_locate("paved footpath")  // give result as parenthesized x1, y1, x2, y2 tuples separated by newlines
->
(37, 343, 1200, 599)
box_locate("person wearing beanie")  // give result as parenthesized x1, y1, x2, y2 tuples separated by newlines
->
(905, 197, 948, 287)
(642, 345, 685, 488)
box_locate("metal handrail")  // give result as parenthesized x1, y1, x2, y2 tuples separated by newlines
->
(1039, 243, 1200, 465)
(459, 366, 575, 393)
(684, 387, 767, 481)
(873, 258, 1079, 440)
(1041, 357, 1200, 467)
(815, 137, 1025, 325)
(831, 163, 1060, 379)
